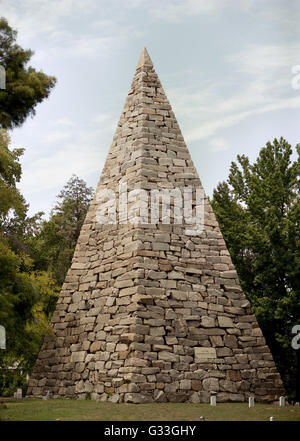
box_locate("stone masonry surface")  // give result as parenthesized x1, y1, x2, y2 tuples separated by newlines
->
(27, 48, 285, 404)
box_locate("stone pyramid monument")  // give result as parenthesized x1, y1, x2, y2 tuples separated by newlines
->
(27, 48, 285, 403)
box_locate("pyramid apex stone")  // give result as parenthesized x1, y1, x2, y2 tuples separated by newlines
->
(136, 47, 153, 69)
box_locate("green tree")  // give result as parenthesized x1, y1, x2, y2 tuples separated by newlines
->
(0, 240, 59, 396)
(0, 130, 59, 395)
(36, 175, 94, 285)
(0, 17, 56, 129)
(0, 129, 25, 222)
(211, 138, 300, 399)
(0, 243, 36, 362)
(0, 18, 58, 394)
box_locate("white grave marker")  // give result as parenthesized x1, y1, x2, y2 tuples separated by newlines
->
(249, 397, 255, 408)
(43, 391, 51, 400)
(210, 396, 216, 406)
(14, 388, 22, 399)
(279, 396, 285, 407)
(0, 325, 5, 349)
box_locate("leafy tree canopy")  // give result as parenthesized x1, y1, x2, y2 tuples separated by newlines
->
(211, 137, 300, 398)
(33, 175, 94, 284)
(0, 17, 56, 129)
(0, 129, 24, 222)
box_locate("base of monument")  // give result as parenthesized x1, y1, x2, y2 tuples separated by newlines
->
(27, 388, 283, 404)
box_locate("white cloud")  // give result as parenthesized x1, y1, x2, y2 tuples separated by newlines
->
(147, 0, 265, 23)
(44, 130, 73, 143)
(252, 0, 300, 35)
(55, 117, 75, 126)
(149, 0, 221, 22)
(226, 44, 300, 80)
(92, 113, 112, 124)
(1, 0, 143, 61)
(1, 0, 96, 43)
(32, 31, 136, 62)
(18, 113, 116, 197)
(184, 95, 300, 143)
(168, 42, 300, 143)
(210, 137, 231, 152)
(185, 110, 252, 142)
(20, 140, 104, 193)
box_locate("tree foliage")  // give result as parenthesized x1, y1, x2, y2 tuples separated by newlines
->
(0, 129, 24, 222)
(0, 17, 59, 395)
(34, 175, 94, 285)
(0, 17, 56, 129)
(211, 138, 300, 398)
(0, 131, 59, 394)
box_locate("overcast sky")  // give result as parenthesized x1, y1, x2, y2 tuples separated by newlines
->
(1, 0, 300, 216)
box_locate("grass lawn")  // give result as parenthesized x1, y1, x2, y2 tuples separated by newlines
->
(0, 399, 300, 421)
